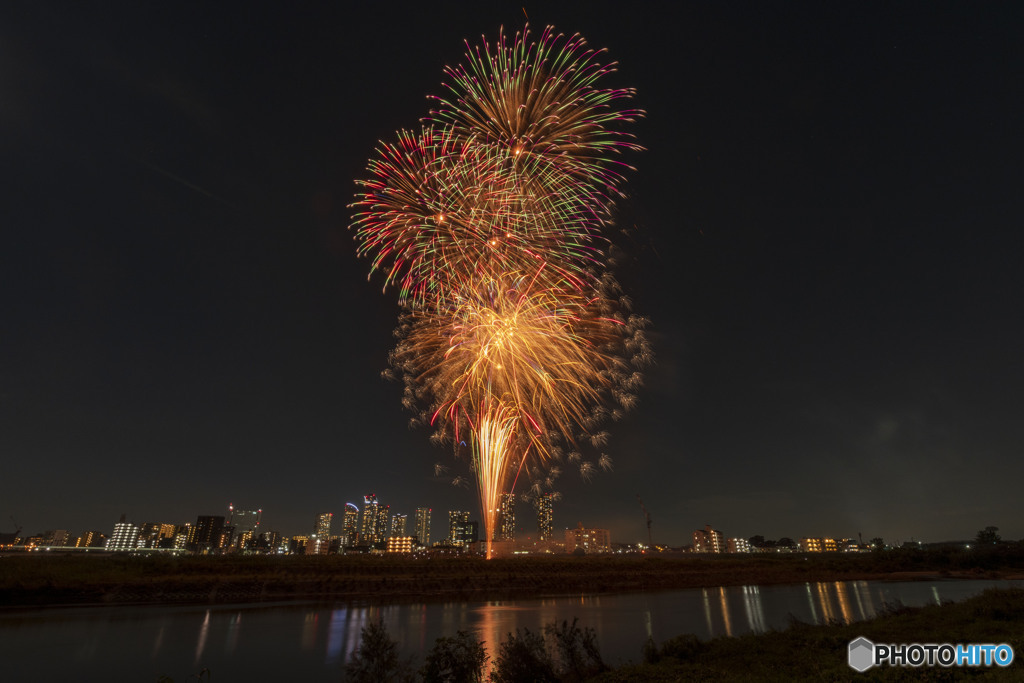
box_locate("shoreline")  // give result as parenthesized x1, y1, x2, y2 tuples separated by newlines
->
(2, 553, 1021, 610)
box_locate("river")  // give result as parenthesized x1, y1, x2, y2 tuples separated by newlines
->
(2, 579, 1019, 681)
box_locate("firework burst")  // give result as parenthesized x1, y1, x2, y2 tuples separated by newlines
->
(352, 26, 646, 557)
(352, 125, 606, 306)
(429, 25, 643, 212)
(392, 269, 644, 453)
(390, 268, 649, 552)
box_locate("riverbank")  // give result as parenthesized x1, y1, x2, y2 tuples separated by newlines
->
(2, 549, 1022, 608)
(593, 586, 1024, 681)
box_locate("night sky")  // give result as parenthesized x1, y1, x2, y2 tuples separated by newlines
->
(3, 2, 1022, 547)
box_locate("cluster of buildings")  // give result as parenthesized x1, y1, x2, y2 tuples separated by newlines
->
(0, 492, 615, 556)
(691, 524, 873, 554)
(5, 512, 880, 558)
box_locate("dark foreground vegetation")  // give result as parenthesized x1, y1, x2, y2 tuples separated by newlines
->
(598, 587, 1024, 681)
(334, 588, 1024, 682)
(2, 545, 1023, 607)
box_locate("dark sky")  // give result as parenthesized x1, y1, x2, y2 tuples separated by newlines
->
(3, 2, 1022, 546)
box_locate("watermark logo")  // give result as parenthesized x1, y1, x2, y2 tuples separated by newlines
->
(848, 637, 874, 672)
(849, 637, 1015, 670)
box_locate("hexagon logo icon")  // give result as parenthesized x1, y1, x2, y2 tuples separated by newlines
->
(848, 636, 875, 672)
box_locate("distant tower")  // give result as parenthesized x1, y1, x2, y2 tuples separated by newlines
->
(497, 493, 516, 541)
(390, 513, 407, 538)
(449, 510, 471, 546)
(537, 493, 554, 541)
(228, 504, 262, 549)
(315, 512, 333, 538)
(361, 495, 380, 545)
(342, 503, 359, 547)
(414, 508, 431, 546)
(375, 504, 391, 543)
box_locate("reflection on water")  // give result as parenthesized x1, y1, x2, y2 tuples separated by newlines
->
(193, 610, 210, 664)
(1, 579, 1019, 682)
(743, 585, 766, 633)
(225, 612, 241, 656)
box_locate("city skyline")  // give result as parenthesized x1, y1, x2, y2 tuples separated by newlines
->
(3, 3, 1022, 547)
(9, 494, 1005, 552)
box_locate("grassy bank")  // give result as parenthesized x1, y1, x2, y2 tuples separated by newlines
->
(593, 587, 1024, 681)
(1, 546, 1022, 607)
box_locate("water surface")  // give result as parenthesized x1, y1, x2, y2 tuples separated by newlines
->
(2, 579, 1018, 681)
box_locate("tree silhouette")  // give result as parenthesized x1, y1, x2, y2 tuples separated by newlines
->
(345, 621, 414, 683)
(421, 630, 488, 683)
(975, 526, 1001, 545)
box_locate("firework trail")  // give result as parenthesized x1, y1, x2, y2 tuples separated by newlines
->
(353, 25, 647, 557)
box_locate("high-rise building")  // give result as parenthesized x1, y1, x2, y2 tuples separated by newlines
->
(136, 523, 175, 549)
(75, 531, 106, 548)
(341, 503, 359, 547)
(361, 495, 380, 545)
(228, 505, 262, 549)
(390, 514, 407, 538)
(449, 511, 476, 547)
(693, 524, 725, 553)
(257, 530, 280, 552)
(309, 512, 333, 555)
(414, 508, 431, 546)
(173, 524, 191, 550)
(315, 512, 333, 538)
(106, 515, 139, 552)
(137, 523, 159, 549)
(496, 493, 516, 541)
(190, 516, 226, 552)
(537, 493, 554, 541)
(375, 504, 391, 543)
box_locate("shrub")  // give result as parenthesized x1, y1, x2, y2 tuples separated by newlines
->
(658, 633, 704, 660)
(345, 620, 414, 682)
(420, 630, 488, 683)
(544, 618, 607, 681)
(490, 628, 557, 683)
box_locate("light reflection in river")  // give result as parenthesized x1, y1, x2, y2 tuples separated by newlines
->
(719, 586, 732, 636)
(301, 612, 317, 652)
(225, 612, 241, 656)
(193, 610, 210, 664)
(2, 579, 1019, 682)
(325, 609, 345, 664)
(742, 585, 766, 633)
